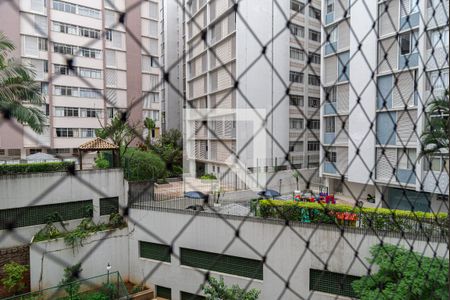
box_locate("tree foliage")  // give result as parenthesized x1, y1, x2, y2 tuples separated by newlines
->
(1, 261, 29, 294)
(122, 148, 166, 181)
(202, 276, 260, 300)
(95, 115, 139, 156)
(147, 129, 183, 177)
(59, 263, 82, 299)
(352, 243, 448, 300)
(0, 32, 46, 133)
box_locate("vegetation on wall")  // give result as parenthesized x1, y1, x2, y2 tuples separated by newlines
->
(202, 276, 260, 300)
(258, 200, 447, 235)
(352, 244, 448, 300)
(1, 261, 29, 295)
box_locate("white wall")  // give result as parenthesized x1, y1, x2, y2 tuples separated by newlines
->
(29, 228, 129, 292)
(0, 169, 126, 248)
(127, 209, 447, 300)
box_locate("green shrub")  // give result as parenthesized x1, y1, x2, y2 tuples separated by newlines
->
(259, 200, 448, 235)
(352, 244, 448, 299)
(200, 173, 217, 180)
(94, 158, 110, 169)
(0, 161, 74, 175)
(122, 148, 166, 181)
(1, 261, 29, 294)
(59, 264, 82, 299)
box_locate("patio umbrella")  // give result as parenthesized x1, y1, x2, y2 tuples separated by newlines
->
(184, 191, 207, 199)
(257, 189, 281, 198)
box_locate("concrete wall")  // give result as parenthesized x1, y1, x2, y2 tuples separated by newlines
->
(127, 209, 447, 300)
(29, 228, 129, 292)
(0, 169, 126, 248)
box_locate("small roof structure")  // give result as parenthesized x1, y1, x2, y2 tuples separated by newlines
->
(77, 137, 120, 170)
(26, 152, 58, 162)
(78, 137, 119, 151)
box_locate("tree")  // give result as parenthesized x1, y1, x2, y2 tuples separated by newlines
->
(352, 244, 448, 300)
(0, 32, 46, 133)
(148, 129, 183, 177)
(95, 115, 139, 156)
(122, 148, 167, 181)
(420, 90, 449, 157)
(59, 263, 82, 299)
(202, 276, 260, 300)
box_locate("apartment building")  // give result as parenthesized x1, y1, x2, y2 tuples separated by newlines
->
(320, 0, 449, 211)
(0, 0, 161, 159)
(185, 0, 322, 179)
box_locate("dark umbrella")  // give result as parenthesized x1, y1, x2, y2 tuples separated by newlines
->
(257, 189, 281, 199)
(184, 191, 207, 199)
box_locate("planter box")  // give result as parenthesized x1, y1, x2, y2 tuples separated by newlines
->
(129, 288, 154, 300)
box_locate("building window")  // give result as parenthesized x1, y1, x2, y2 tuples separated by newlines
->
(307, 119, 320, 130)
(399, 32, 412, 55)
(309, 53, 321, 64)
(38, 38, 48, 51)
(290, 71, 303, 83)
(80, 128, 96, 138)
(289, 95, 304, 106)
(105, 29, 112, 41)
(290, 118, 304, 130)
(55, 107, 79, 117)
(79, 88, 101, 98)
(289, 23, 305, 38)
(324, 117, 335, 132)
(54, 85, 75, 96)
(310, 269, 360, 298)
(326, 0, 334, 13)
(180, 248, 263, 280)
(107, 108, 116, 118)
(53, 43, 75, 55)
(56, 128, 75, 137)
(289, 141, 304, 152)
(307, 141, 320, 151)
(325, 151, 337, 163)
(397, 148, 416, 170)
(156, 286, 172, 299)
(43, 60, 48, 73)
(290, 47, 304, 60)
(308, 97, 320, 108)
(309, 7, 321, 20)
(53, 0, 76, 14)
(80, 108, 101, 118)
(79, 67, 102, 79)
(290, 0, 305, 13)
(309, 29, 321, 42)
(428, 28, 449, 49)
(54, 64, 75, 76)
(325, 86, 337, 103)
(308, 75, 321, 86)
(79, 26, 100, 39)
(80, 47, 101, 59)
(139, 241, 171, 262)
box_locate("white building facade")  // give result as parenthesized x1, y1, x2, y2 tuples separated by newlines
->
(320, 0, 449, 211)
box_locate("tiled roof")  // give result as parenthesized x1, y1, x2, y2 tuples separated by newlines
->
(78, 137, 119, 150)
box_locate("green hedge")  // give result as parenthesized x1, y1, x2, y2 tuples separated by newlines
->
(122, 149, 166, 181)
(259, 200, 448, 236)
(0, 161, 74, 175)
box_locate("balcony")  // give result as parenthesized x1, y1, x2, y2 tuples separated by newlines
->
(325, 12, 334, 25)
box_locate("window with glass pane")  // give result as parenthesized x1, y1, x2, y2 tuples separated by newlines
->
(326, 86, 337, 102)
(399, 33, 411, 55)
(289, 95, 304, 106)
(291, 0, 305, 13)
(307, 141, 320, 151)
(308, 97, 320, 108)
(309, 7, 321, 20)
(309, 29, 321, 42)
(290, 71, 303, 83)
(326, 0, 334, 13)
(290, 118, 304, 130)
(308, 75, 321, 86)
(290, 47, 304, 60)
(289, 24, 305, 37)
(307, 119, 320, 130)
(325, 117, 335, 132)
